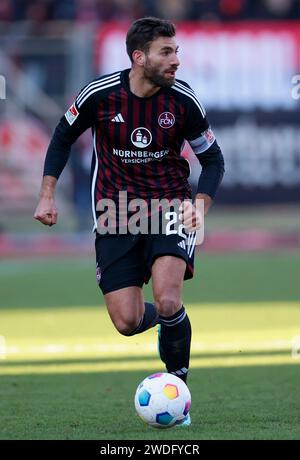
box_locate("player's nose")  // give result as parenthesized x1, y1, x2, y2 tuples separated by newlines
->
(172, 54, 180, 68)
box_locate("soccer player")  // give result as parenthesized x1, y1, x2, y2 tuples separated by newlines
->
(34, 17, 225, 426)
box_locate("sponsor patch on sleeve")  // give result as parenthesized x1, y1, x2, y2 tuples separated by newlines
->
(202, 128, 215, 145)
(65, 103, 79, 125)
(189, 127, 216, 154)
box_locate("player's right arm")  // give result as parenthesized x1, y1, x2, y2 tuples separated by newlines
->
(34, 176, 58, 226)
(34, 90, 94, 226)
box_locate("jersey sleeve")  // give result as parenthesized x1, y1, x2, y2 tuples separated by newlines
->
(43, 86, 95, 178)
(179, 82, 225, 198)
(182, 85, 216, 155)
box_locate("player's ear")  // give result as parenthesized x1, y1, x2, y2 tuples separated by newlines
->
(132, 50, 145, 67)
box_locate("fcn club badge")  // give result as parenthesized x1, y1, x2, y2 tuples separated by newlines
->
(158, 112, 175, 129)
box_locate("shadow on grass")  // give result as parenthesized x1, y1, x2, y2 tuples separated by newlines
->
(0, 348, 293, 367)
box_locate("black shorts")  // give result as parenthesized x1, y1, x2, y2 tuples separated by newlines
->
(95, 232, 196, 295)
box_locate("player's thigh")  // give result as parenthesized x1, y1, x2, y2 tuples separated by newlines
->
(95, 234, 146, 332)
(95, 234, 145, 299)
(151, 256, 186, 316)
(104, 286, 145, 333)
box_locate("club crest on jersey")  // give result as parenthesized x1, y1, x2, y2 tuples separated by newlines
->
(131, 127, 152, 148)
(65, 103, 79, 125)
(158, 112, 175, 129)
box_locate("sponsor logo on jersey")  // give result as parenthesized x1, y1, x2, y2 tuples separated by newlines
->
(65, 103, 79, 125)
(112, 148, 169, 164)
(158, 112, 175, 128)
(131, 127, 152, 148)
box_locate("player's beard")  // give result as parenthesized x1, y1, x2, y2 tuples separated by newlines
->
(144, 59, 177, 88)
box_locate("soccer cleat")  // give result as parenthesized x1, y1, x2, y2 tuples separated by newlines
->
(157, 324, 166, 364)
(175, 413, 191, 427)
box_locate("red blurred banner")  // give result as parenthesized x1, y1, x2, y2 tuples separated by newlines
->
(95, 21, 300, 111)
(94, 22, 300, 203)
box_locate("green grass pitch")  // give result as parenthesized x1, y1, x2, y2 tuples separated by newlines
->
(0, 251, 300, 440)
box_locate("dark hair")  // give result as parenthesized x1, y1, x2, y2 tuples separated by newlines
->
(126, 17, 176, 63)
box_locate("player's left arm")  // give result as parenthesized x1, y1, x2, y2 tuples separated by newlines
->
(193, 139, 225, 214)
(181, 86, 225, 229)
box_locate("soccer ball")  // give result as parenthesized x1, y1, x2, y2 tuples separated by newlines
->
(134, 372, 191, 428)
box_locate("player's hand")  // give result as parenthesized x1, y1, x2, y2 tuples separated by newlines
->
(34, 197, 58, 226)
(179, 200, 203, 233)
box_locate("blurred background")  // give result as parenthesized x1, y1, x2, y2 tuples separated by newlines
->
(0, 0, 300, 440)
(0, 0, 300, 251)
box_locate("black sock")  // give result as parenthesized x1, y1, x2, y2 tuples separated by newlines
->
(126, 302, 158, 336)
(159, 306, 191, 383)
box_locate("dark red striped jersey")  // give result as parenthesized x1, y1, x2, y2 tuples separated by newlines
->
(47, 69, 216, 228)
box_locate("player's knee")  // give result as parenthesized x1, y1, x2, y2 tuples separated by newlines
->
(155, 296, 180, 317)
(113, 317, 140, 336)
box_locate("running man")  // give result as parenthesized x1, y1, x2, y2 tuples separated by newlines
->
(34, 17, 225, 426)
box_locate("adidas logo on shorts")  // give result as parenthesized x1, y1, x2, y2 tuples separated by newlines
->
(177, 240, 186, 250)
